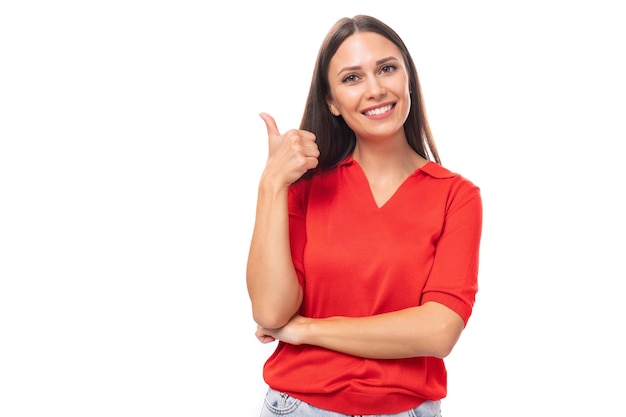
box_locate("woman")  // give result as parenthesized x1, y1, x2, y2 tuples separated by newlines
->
(247, 14, 482, 417)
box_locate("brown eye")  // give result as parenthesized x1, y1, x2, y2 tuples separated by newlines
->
(342, 74, 359, 83)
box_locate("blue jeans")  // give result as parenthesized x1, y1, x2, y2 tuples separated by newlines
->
(260, 388, 442, 417)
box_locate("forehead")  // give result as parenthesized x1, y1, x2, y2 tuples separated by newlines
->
(330, 31, 402, 68)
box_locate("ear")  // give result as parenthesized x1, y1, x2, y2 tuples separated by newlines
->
(327, 101, 340, 117)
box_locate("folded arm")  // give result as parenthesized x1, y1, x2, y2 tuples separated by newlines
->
(255, 301, 465, 359)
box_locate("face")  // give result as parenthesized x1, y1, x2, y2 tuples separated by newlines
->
(327, 31, 411, 142)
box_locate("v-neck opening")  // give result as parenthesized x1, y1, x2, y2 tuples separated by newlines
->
(347, 157, 430, 210)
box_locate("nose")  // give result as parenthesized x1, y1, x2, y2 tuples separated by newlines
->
(365, 77, 386, 99)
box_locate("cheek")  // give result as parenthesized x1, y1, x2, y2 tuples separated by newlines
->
(396, 84, 412, 120)
(334, 88, 362, 110)
(397, 77, 411, 96)
(399, 80, 412, 105)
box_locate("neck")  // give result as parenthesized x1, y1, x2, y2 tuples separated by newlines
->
(352, 139, 426, 176)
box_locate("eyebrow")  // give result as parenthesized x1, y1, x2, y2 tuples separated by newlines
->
(336, 56, 400, 76)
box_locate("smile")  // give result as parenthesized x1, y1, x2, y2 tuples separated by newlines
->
(363, 104, 394, 116)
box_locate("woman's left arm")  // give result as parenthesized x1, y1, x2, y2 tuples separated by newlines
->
(255, 302, 464, 359)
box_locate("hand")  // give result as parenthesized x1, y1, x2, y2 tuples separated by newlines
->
(259, 113, 319, 187)
(255, 314, 308, 345)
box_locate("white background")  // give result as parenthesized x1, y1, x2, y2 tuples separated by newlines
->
(1, 1, 624, 416)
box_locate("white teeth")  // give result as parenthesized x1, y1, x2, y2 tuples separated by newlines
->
(364, 104, 392, 116)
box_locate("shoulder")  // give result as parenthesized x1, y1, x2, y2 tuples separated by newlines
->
(420, 162, 479, 188)
(288, 158, 352, 208)
(418, 162, 482, 209)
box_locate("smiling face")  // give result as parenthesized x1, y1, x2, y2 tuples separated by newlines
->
(326, 31, 411, 143)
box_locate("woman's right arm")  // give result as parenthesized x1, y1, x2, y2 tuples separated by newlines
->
(246, 113, 318, 329)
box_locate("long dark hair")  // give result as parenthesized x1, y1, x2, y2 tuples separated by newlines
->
(300, 15, 440, 178)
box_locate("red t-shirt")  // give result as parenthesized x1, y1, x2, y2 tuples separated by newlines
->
(263, 156, 482, 415)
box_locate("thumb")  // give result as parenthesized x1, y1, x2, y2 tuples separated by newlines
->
(259, 112, 280, 138)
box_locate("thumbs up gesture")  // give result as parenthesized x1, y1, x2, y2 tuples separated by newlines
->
(259, 112, 320, 187)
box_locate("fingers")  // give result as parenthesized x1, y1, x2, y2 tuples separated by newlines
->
(259, 112, 319, 185)
(260, 112, 316, 148)
(259, 112, 280, 139)
(256, 326, 276, 344)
